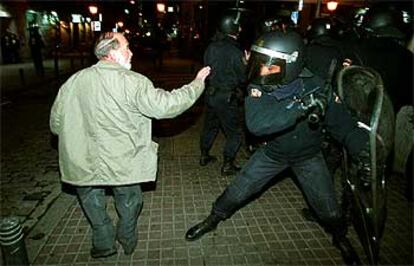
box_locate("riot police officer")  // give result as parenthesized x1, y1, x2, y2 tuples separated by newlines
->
(186, 30, 372, 265)
(305, 18, 345, 79)
(344, 4, 412, 113)
(199, 12, 247, 176)
(350, 4, 413, 200)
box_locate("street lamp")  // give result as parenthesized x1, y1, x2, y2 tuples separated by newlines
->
(327, 1, 338, 12)
(157, 3, 166, 13)
(89, 5, 98, 15)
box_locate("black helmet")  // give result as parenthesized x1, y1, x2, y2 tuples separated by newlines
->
(247, 30, 305, 86)
(306, 18, 333, 41)
(361, 6, 405, 39)
(219, 13, 241, 36)
(259, 15, 295, 35)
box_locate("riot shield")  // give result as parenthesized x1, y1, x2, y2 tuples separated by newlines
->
(336, 65, 395, 265)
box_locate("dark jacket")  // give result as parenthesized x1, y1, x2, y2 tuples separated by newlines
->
(305, 36, 344, 80)
(245, 76, 368, 161)
(343, 38, 413, 112)
(204, 36, 246, 92)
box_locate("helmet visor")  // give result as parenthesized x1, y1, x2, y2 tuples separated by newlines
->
(247, 51, 286, 85)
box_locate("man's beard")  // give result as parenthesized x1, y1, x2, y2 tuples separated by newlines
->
(114, 52, 132, 70)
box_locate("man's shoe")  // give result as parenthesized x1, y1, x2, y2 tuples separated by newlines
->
(185, 214, 221, 241)
(333, 236, 361, 265)
(221, 161, 241, 176)
(199, 154, 217, 166)
(90, 247, 117, 258)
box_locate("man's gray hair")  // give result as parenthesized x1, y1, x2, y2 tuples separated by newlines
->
(94, 32, 120, 59)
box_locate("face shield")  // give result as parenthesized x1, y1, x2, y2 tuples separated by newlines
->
(247, 44, 299, 87)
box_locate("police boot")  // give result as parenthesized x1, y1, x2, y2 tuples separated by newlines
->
(185, 213, 222, 241)
(333, 235, 361, 265)
(301, 208, 318, 223)
(221, 157, 241, 176)
(199, 151, 217, 166)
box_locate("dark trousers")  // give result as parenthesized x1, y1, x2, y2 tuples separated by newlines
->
(200, 91, 242, 159)
(76, 184, 143, 251)
(212, 148, 345, 235)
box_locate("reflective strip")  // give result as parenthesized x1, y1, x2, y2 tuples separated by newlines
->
(357, 121, 372, 132)
(0, 227, 23, 246)
(251, 45, 298, 63)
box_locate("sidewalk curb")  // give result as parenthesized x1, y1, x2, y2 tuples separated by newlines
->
(25, 192, 77, 263)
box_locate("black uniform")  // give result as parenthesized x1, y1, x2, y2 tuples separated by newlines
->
(200, 35, 246, 165)
(305, 36, 344, 80)
(246, 76, 367, 161)
(344, 38, 413, 112)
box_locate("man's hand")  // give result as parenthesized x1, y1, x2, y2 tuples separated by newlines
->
(300, 92, 328, 114)
(195, 66, 211, 82)
(299, 91, 329, 124)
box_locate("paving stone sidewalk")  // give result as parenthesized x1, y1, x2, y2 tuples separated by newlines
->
(27, 118, 413, 266)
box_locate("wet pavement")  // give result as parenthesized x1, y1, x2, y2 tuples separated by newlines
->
(0, 54, 412, 265)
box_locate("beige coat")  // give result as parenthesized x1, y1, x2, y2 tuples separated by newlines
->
(50, 61, 204, 186)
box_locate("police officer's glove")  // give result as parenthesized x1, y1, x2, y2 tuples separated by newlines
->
(354, 148, 372, 189)
(299, 92, 328, 124)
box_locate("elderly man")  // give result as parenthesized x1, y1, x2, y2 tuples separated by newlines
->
(50, 32, 210, 258)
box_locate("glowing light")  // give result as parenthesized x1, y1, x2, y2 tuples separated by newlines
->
(89, 5, 98, 15)
(0, 4, 12, 18)
(157, 3, 166, 13)
(327, 1, 338, 11)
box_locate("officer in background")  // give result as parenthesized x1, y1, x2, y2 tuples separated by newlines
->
(199, 12, 248, 176)
(348, 4, 413, 200)
(29, 27, 45, 76)
(186, 30, 373, 265)
(1, 30, 20, 64)
(343, 4, 412, 113)
(257, 12, 297, 37)
(305, 18, 345, 80)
